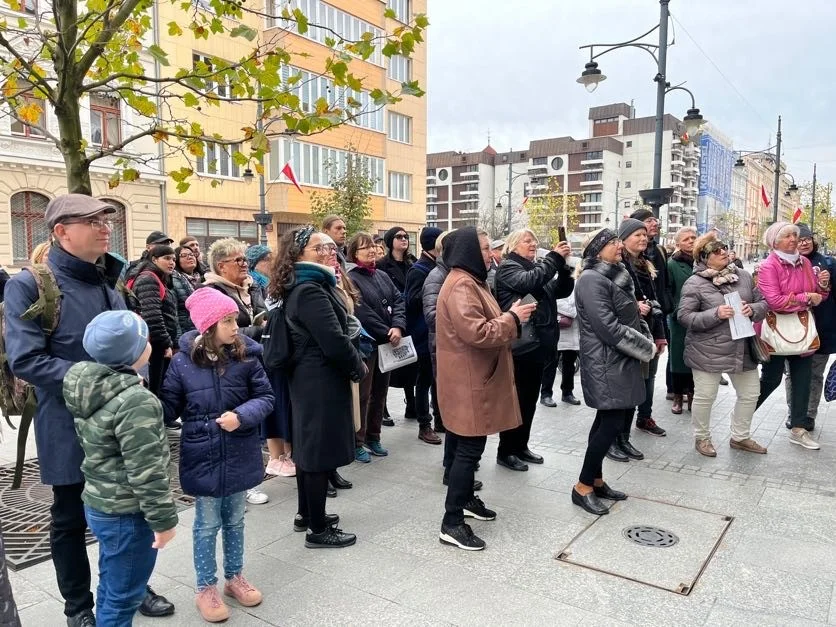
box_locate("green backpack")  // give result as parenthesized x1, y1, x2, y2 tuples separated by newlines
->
(0, 264, 61, 489)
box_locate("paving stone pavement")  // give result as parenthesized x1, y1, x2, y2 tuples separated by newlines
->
(5, 352, 836, 625)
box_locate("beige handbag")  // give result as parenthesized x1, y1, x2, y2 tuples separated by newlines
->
(759, 310, 819, 356)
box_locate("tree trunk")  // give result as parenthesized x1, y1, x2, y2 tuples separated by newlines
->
(54, 92, 91, 195)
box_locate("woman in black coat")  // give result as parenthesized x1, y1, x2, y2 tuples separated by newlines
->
(494, 229, 573, 471)
(573, 228, 655, 515)
(347, 232, 407, 461)
(270, 226, 365, 549)
(128, 244, 180, 398)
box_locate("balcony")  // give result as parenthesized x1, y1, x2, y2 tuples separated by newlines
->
(528, 163, 548, 174)
(671, 180, 684, 188)
(684, 165, 699, 174)
(460, 170, 480, 178)
(426, 175, 437, 185)
(460, 189, 479, 197)
(581, 158, 604, 166)
(426, 190, 438, 200)
(579, 179, 603, 187)
(671, 159, 685, 167)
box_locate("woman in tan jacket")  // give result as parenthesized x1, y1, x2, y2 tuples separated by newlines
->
(435, 227, 535, 551)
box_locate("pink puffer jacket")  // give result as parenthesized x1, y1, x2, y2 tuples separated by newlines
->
(757, 252, 829, 314)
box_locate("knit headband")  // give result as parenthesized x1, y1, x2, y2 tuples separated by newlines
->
(699, 238, 727, 261)
(294, 225, 316, 249)
(582, 228, 618, 260)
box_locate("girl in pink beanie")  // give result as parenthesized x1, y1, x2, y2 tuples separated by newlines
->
(160, 287, 275, 622)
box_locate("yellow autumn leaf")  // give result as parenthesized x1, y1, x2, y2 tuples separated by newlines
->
(3, 76, 18, 99)
(17, 102, 42, 125)
(152, 130, 169, 143)
(254, 163, 264, 175)
(187, 142, 204, 157)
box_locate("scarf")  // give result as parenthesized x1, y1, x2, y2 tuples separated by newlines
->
(355, 260, 376, 274)
(249, 269, 269, 289)
(624, 253, 656, 302)
(293, 261, 337, 288)
(695, 263, 739, 286)
(774, 250, 801, 265)
(203, 271, 253, 313)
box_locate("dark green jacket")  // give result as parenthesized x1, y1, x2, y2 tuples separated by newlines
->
(63, 362, 178, 532)
(667, 253, 694, 374)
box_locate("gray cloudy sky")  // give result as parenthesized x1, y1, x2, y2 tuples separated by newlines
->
(426, 0, 836, 188)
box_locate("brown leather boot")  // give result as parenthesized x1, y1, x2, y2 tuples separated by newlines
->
(671, 394, 683, 415)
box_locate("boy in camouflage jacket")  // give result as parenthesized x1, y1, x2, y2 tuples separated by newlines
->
(63, 311, 177, 625)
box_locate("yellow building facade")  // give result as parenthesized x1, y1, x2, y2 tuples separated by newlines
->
(160, 0, 428, 251)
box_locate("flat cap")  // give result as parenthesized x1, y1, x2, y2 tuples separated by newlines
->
(45, 194, 116, 230)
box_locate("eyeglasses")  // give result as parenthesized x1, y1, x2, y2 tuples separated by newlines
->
(313, 243, 338, 254)
(800, 238, 814, 245)
(356, 245, 374, 251)
(179, 253, 196, 259)
(221, 256, 248, 266)
(62, 218, 113, 230)
(710, 246, 728, 255)
(394, 234, 409, 241)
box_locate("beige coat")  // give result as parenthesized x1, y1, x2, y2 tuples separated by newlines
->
(435, 269, 522, 436)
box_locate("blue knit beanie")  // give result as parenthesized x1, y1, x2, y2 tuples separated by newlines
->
(83, 311, 149, 368)
(245, 244, 272, 269)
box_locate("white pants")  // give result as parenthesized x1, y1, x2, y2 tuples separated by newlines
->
(691, 369, 760, 442)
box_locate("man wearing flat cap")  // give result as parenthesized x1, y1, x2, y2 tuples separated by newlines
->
(4, 194, 175, 624)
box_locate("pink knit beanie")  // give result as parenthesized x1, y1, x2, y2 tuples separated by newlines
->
(763, 221, 793, 249)
(185, 288, 239, 334)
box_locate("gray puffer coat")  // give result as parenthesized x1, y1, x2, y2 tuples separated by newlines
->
(677, 262, 766, 374)
(575, 259, 655, 410)
(422, 258, 449, 365)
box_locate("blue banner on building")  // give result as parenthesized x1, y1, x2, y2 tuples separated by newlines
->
(698, 134, 734, 207)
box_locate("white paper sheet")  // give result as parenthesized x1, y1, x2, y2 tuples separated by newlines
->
(724, 291, 755, 339)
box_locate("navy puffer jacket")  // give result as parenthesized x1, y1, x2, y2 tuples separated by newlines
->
(159, 331, 275, 497)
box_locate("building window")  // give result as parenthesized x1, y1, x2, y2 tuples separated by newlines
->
(281, 64, 383, 132)
(585, 151, 603, 160)
(532, 157, 547, 166)
(388, 54, 412, 82)
(551, 157, 564, 170)
(11, 191, 50, 263)
(196, 142, 242, 178)
(193, 53, 229, 98)
(437, 169, 449, 181)
(23, 0, 36, 14)
(89, 93, 122, 148)
(625, 181, 631, 189)
(625, 161, 632, 168)
(98, 199, 129, 258)
(583, 193, 602, 203)
(583, 172, 602, 182)
(624, 201, 631, 208)
(186, 218, 258, 250)
(268, 0, 385, 66)
(269, 138, 385, 195)
(386, 0, 409, 22)
(10, 92, 46, 139)
(626, 141, 632, 148)
(388, 171, 412, 201)
(387, 112, 412, 143)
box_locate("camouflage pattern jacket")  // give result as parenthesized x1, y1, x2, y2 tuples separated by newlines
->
(63, 362, 178, 532)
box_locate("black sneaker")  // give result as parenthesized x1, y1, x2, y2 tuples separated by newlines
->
(67, 610, 96, 627)
(463, 496, 496, 521)
(304, 526, 357, 549)
(635, 417, 666, 437)
(382, 417, 395, 427)
(294, 513, 339, 532)
(439, 522, 486, 551)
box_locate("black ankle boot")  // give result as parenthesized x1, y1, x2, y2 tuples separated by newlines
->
(616, 434, 644, 460)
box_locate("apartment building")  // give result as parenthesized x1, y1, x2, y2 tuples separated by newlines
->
(425, 147, 496, 230)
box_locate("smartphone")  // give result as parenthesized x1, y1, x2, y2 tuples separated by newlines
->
(520, 293, 537, 306)
(557, 226, 567, 243)
(253, 311, 267, 325)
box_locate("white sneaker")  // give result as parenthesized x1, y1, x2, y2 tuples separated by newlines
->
(789, 428, 820, 450)
(279, 456, 296, 477)
(246, 487, 269, 504)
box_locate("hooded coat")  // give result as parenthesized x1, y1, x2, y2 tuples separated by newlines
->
(435, 228, 522, 436)
(159, 331, 274, 497)
(64, 362, 177, 532)
(575, 258, 655, 410)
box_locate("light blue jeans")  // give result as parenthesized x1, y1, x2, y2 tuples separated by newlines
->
(193, 492, 246, 589)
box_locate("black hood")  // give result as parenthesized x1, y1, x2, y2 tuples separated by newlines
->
(444, 227, 487, 281)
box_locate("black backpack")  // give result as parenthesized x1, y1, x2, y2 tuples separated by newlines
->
(262, 299, 307, 371)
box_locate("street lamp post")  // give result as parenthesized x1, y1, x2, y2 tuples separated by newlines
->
(734, 127, 796, 225)
(497, 165, 530, 235)
(577, 0, 706, 219)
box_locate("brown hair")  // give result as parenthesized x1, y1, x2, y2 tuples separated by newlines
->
(190, 320, 247, 373)
(268, 227, 308, 301)
(347, 232, 375, 262)
(338, 271, 360, 305)
(322, 215, 345, 231)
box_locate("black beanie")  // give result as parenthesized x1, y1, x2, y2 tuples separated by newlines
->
(630, 208, 655, 222)
(384, 226, 406, 250)
(419, 227, 442, 252)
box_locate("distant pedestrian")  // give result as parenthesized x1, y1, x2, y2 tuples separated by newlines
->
(573, 228, 654, 516)
(160, 288, 274, 622)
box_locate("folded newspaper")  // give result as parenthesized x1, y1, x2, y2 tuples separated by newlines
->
(377, 336, 418, 373)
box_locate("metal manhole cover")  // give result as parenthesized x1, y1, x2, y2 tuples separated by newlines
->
(623, 524, 679, 548)
(0, 433, 274, 570)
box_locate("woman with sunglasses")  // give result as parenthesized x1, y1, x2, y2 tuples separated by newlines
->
(678, 232, 768, 457)
(203, 238, 267, 342)
(271, 226, 365, 548)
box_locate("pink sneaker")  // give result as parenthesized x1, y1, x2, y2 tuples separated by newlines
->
(224, 574, 263, 607)
(195, 585, 229, 622)
(279, 456, 296, 477)
(265, 457, 283, 476)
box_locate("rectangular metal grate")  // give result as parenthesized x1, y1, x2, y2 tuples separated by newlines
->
(0, 434, 272, 571)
